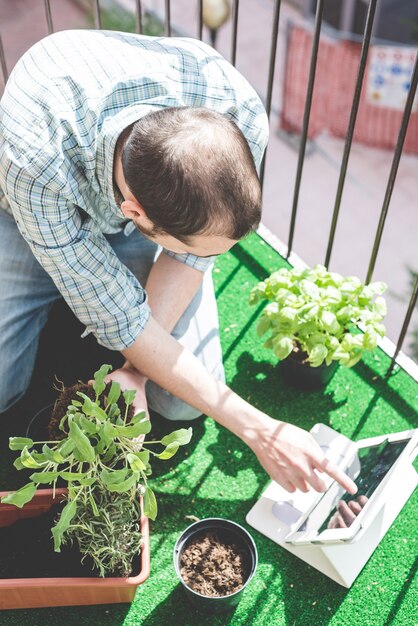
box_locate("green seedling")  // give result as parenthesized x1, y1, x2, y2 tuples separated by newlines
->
(2, 364, 192, 576)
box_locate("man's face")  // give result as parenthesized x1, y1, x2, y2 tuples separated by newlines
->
(139, 228, 238, 258)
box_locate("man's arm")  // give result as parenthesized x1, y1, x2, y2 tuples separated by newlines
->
(145, 253, 203, 332)
(110, 253, 204, 409)
(122, 316, 357, 495)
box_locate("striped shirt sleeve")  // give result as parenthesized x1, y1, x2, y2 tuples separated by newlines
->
(0, 141, 150, 351)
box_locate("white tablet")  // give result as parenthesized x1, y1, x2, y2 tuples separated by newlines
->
(285, 430, 417, 545)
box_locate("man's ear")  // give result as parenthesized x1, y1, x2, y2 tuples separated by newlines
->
(120, 199, 147, 221)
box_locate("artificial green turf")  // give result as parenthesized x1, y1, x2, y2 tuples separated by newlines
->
(1, 233, 417, 626)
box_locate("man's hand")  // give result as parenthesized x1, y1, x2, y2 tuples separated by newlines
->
(247, 417, 358, 494)
(327, 495, 368, 528)
(123, 317, 358, 495)
(106, 362, 149, 417)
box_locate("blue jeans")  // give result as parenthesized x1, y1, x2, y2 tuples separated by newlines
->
(0, 208, 225, 418)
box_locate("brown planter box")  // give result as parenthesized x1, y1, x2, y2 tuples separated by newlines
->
(0, 488, 150, 609)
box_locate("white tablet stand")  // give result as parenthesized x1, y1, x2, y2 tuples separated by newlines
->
(246, 423, 417, 587)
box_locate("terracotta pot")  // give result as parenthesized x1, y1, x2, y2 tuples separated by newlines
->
(0, 489, 150, 610)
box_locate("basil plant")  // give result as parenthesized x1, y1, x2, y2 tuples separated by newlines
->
(249, 264, 387, 368)
(1, 364, 192, 576)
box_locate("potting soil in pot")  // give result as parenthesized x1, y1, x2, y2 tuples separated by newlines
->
(0, 505, 140, 579)
(180, 530, 251, 597)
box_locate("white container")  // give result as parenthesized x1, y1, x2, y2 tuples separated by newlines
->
(246, 423, 417, 587)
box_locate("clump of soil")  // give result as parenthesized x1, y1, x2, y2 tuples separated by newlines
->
(180, 530, 251, 597)
(48, 382, 135, 441)
(0, 505, 140, 579)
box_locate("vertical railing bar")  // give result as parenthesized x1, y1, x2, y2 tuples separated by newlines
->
(165, 0, 171, 36)
(387, 274, 418, 376)
(231, 0, 239, 67)
(135, 0, 143, 34)
(366, 51, 418, 285)
(44, 0, 54, 34)
(324, 0, 377, 268)
(259, 0, 283, 189)
(286, 0, 324, 258)
(93, 0, 101, 30)
(0, 35, 8, 85)
(198, 0, 203, 40)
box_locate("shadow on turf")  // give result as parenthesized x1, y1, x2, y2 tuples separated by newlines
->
(349, 360, 418, 436)
(384, 557, 418, 626)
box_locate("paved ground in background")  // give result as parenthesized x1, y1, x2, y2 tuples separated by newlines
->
(1, 0, 417, 359)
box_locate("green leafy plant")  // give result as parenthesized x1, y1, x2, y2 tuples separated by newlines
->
(1, 364, 192, 576)
(249, 264, 387, 368)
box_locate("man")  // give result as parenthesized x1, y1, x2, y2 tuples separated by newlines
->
(0, 30, 356, 495)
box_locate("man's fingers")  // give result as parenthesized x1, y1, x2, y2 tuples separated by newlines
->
(348, 500, 362, 515)
(305, 468, 327, 492)
(315, 457, 357, 494)
(337, 500, 356, 525)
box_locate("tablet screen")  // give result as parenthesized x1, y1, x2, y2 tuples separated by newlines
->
(298, 439, 408, 534)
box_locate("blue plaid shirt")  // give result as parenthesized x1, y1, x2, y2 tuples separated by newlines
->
(0, 29, 268, 350)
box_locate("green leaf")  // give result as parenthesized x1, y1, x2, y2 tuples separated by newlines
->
(89, 494, 99, 517)
(59, 471, 90, 482)
(160, 427, 192, 447)
(115, 419, 151, 439)
(130, 410, 147, 424)
(69, 420, 95, 463)
(155, 442, 179, 460)
(277, 307, 298, 333)
(123, 389, 137, 408)
(363, 327, 378, 351)
(299, 280, 320, 301)
(92, 364, 112, 398)
(106, 381, 121, 406)
(9, 437, 33, 451)
(42, 444, 64, 464)
(59, 413, 69, 432)
(369, 281, 387, 295)
(320, 310, 340, 334)
(29, 471, 60, 484)
(21, 446, 47, 469)
(144, 486, 157, 521)
(13, 457, 25, 471)
(256, 316, 270, 337)
(78, 415, 99, 435)
(77, 477, 96, 487)
(136, 449, 150, 466)
(308, 344, 328, 367)
(323, 286, 342, 304)
(100, 420, 118, 445)
(101, 442, 117, 464)
(52, 500, 77, 552)
(127, 452, 146, 472)
(1, 483, 37, 508)
(76, 393, 107, 421)
(272, 335, 293, 360)
(106, 472, 138, 493)
(249, 281, 267, 305)
(100, 467, 129, 487)
(107, 403, 121, 420)
(373, 296, 387, 318)
(59, 438, 75, 458)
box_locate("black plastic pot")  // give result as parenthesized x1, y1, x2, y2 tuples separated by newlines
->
(280, 354, 338, 391)
(173, 518, 258, 614)
(25, 404, 54, 440)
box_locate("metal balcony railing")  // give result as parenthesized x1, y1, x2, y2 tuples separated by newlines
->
(0, 0, 417, 377)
